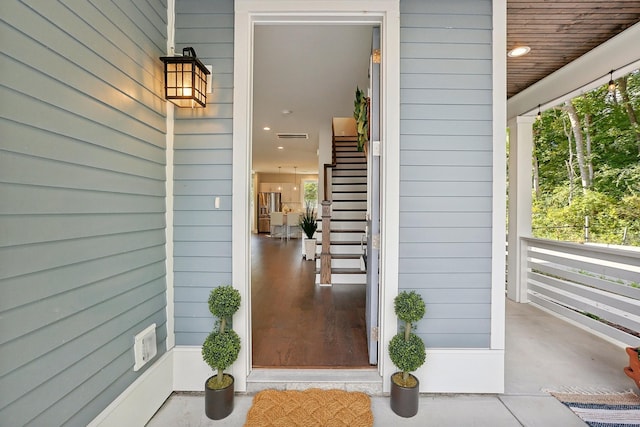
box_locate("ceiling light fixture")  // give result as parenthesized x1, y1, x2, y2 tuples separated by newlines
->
(608, 70, 616, 92)
(277, 146, 284, 150)
(508, 46, 531, 58)
(159, 47, 210, 108)
(263, 126, 271, 131)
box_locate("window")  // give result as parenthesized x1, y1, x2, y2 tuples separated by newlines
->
(302, 179, 318, 206)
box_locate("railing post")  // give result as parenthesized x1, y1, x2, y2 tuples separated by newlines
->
(518, 238, 529, 302)
(320, 200, 332, 285)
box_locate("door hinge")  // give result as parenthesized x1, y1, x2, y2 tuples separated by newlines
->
(371, 326, 379, 342)
(372, 234, 380, 250)
(372, 140, 381, 156)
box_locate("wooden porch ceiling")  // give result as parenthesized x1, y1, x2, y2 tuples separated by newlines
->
(507, 0, 640, 99)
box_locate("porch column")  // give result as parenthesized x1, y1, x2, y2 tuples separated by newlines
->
(506, 116, 534, 302)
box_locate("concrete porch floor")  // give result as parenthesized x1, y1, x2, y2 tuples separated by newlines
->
(146, 300, 636, 426)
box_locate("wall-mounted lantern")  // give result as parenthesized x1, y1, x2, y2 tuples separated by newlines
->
(160, 47, 210, 108)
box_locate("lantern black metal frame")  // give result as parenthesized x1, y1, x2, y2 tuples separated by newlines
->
(160, 47, 210, 108)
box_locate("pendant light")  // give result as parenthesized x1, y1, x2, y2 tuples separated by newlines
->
(608, 70, 616, 92)
(293, 166, 297, 191)
(277, 166, 282, 191)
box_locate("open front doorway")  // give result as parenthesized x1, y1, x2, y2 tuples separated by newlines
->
(250, 23, 375, 368)
(232, 2, 401, 391)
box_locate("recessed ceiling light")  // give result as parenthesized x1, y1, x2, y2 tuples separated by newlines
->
(263, 126, 270, 131)
(277, 146, 284, 150)
(282, 109, 292, 115)
(508, 46, 531, 57)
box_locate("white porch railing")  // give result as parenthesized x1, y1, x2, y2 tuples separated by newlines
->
(520, 237, 640, 347)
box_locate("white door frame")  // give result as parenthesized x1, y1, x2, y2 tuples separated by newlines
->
(232, 0, 400, 392)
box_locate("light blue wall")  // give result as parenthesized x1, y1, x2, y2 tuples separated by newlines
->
(172, 0, 494, 349)
(173, 0, 234, 345)
(0, 0, 495, 423)
(399, 0, 493, 348)
(0, 1, 168, 425)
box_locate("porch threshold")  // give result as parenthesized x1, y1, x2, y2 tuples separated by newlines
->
(247, 368, 383, 395)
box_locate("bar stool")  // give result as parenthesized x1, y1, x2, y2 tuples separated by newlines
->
(285, 212, 301, 240)
(270, 212, 285, 239)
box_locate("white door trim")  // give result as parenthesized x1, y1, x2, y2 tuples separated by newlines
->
(232, 0, 400, 392)
(491, 0, 507, 351)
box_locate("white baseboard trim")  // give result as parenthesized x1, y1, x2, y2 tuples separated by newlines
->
(410, 349, 505, 394)
(172, 345, 249, 392)
(88, 351, 173, 427)
(86, 345, 503, 425)
(173, 345, 503, 394)
(173, 346, 253, 392)
(173, 346, 210, 391)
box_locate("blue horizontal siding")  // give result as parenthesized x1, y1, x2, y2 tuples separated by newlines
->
(399, 0, 492, 352)
(0, 213, 166, 247)
(401, 134, 492, 151)
(399, 273, 493, 289)
(168, 0, 496, 353)
(173, 0, 234, 346)
(0, 0, 169, 425)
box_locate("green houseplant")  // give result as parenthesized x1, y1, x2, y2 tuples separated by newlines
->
(202, 285, 241, 420)
(388, 291, 426, 417)
(353, 86, 368, 152)
(299, 203, 318, 260)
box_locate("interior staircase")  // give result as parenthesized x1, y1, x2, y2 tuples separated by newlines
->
(315, 135, 368, 285)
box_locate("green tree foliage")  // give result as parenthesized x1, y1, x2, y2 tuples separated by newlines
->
(303, 180, 318, 204)
(532, 70, 640, 246)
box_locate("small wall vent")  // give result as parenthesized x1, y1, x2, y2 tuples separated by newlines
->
(133, 323, 157, 371)
(276, 133, 308, 139)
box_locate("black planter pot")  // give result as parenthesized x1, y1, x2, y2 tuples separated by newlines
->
(205, 374, 234, 420)
(390, 373, 419, 418)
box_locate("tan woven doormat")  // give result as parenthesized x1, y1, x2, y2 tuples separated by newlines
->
(244, 388, 374, 427)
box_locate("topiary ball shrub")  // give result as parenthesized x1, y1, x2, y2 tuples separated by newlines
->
(208, 286, 241, 323)
(394, 290, 426, 325)
(389, 291, 427, 386)
(202, 285, 241, 389)
(202, 330, 241, 389)
(388, 332, 426, 387)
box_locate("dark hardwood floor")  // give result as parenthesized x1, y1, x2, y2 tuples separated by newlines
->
(251, 234, 371, 368)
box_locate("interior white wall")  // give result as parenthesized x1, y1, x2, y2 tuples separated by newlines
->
(317, 125, 332, 205)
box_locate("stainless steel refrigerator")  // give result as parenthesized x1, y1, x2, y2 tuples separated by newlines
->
(257, 192, 281, 233)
